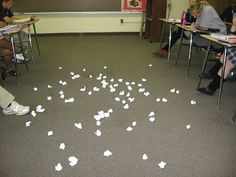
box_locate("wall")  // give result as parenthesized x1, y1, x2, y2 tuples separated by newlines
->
(167, 0, 188, 19)
(20, 12, 143, 34)
(19, 1, 188, 34)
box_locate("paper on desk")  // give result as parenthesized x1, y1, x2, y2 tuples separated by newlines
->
(14, 18, 31, 23)
(210, 33, 236, 42)
(169, 18, 181, 23)
(0, 25, 18, 32)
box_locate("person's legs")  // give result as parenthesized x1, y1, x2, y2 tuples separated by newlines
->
(192, 33, 210, 47)
(0, 85, 15, 109)
(153, 29, 182, 57)
(0, 39, 18, 77)
(203, 60, 222, 79)
(198, 48, 236, 95)
(162, 29, 182, 51)
(0, 48, 13, 71)
(0, 86, 30, 116)
(0, 38, 12, 51)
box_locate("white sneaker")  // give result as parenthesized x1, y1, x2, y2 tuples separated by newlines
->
(3, 101, 30, 116)
(16, 53, 25, 60)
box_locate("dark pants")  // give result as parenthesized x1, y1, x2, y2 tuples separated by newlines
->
(162, 28, 183, 51)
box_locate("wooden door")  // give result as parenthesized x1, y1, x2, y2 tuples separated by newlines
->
(207, 0, 232, 14)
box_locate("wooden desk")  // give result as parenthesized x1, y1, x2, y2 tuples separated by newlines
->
(174, 24, 203, 77)
(13, 19, 41, 57)
(158, 18, 181, 61)
(198, 34, 236, 109)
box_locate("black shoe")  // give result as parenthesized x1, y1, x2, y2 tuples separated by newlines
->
(197, 87, 215, 96)
(5, 70, 21, 77)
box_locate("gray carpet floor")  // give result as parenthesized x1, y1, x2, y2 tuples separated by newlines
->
(0, 34, 236, 177)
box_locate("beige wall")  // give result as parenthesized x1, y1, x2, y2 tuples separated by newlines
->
(20, 1, 188, 34)
(21, 12, 144, 34)
(168, 0, 188, 19)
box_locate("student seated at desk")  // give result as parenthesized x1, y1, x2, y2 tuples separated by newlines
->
(0, 0, 35, 61)
(0, 85, 30, 115)
(189, 2, 227, 47)
(152, 0, 199, 58)
(0, 0, 15, 27)
(189, 2, 227, 79)
(197, 48, 236, 95)
(0, 0, 33, 78)
(0, 0, 35, 26)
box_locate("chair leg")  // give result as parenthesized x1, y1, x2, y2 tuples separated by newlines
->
(197, 42, 212, 89)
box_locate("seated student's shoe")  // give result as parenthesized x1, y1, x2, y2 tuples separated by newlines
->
(3, 101, 30, 116)
(5, 70, 21, 77)
(16, 53, 25, 60)
(197, 87, 215, 96)
(152, 48, 168, 58)
(12, 53, 29, 64)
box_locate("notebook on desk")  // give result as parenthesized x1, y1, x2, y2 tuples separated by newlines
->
(13, 18, 32, 24)
(210, 33, 236, 43)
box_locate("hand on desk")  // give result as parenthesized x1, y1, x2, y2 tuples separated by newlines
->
(0, 21, 7, 28)
(30, 16, 36, 21)
(191, 22, 196, 28)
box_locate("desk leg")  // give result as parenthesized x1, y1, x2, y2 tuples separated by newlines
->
(167, 24, 172, 61)
(175, 29, 184, 66)
(197, 41, 212, 89)
(33, 23, 41, 56)
(17, 32, 29, 72)
(10, 36, 19, 85)
(27, 25, 35, 64)
(217, 47, 227, 110)
(160, 23, 166, 48)
(187, 33, 193, 77)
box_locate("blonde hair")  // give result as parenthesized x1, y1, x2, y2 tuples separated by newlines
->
(189, 1, 209, 14)
(200, 1, 209, 5)
(195, 0, 209, 3)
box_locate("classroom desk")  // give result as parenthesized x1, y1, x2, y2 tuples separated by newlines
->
(14, 19, 41, 57)
(2, 24, 28, 85)
(175, 24, 201, 77)
(158, 18, 181, 61)
(198, 34, 236, 109)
